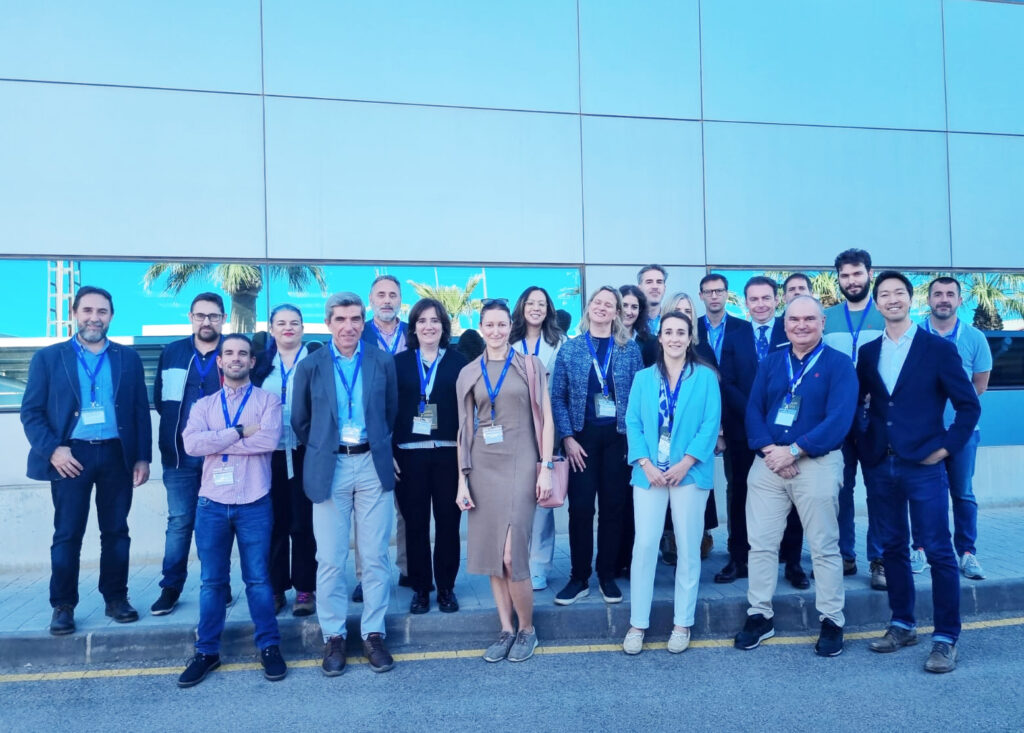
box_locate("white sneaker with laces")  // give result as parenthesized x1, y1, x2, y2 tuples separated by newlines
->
(910, 548, 929, 574)
(960, 553, 986, 580)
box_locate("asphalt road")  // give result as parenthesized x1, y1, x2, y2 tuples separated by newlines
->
(3, 618, 1022, 732)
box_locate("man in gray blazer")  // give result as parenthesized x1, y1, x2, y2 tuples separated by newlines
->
(291, 292, 398, 676)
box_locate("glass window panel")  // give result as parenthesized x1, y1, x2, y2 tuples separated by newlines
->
(949, 133, 1024, 269)
(944, 0, 1024, 134)
(581, 117, 704, 265)
(579, 0, 700, 118)
(703, 123, 950, 268)
(262, 0, 579, 112)
(701, 0, 946, 129)
(0, 82, 266, 260)
(264, 98, 583, 264)
(0, 1, 261, 92)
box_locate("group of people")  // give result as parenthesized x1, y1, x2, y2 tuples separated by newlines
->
(19, 247, 990, 686)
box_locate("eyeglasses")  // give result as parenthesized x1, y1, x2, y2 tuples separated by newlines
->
(481, 298, 508, 306)
(700, 288, 727, 297)
(191, 312, 224, 323)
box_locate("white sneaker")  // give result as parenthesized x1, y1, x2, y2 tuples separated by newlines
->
(960, 553, 986, 580)
(622, 628, 645, 655)
(909, 548, 929, 574)
(668, 628, 691, 654)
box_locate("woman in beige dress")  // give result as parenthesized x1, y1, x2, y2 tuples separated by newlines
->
(456, 299, 554, 663)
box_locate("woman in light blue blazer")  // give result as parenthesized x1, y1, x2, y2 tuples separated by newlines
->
(623, 311, 721, 655)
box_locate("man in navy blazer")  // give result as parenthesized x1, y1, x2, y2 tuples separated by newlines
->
(20, 286, 152, 636)
(856, 272, 980, 674)
(291, 291, 398, 676)
(719, 276, 807, 587)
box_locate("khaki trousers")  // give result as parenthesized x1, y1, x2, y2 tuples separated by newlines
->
(746, 451, 845, 627)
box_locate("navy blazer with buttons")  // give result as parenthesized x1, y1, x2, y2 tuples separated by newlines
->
(855, 328, 980, 468)
(719, 316, 788, 440)
(21, 339, 152, 481)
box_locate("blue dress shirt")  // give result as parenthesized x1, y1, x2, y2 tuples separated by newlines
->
(331, 341, 367, 443)
(71, 339, 119, 440)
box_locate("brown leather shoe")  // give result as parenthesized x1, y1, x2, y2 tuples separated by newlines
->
(362, 632, 395, 673)
(321, 635, 347, 677)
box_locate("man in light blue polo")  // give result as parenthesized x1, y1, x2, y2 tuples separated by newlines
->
(908, 277, 992, 580)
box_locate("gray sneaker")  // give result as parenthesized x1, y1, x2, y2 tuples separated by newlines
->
(960, 553, 986, 580)
(909, 548, 929, 574)
(483, 631, 515, 663)
(507, 628, 538, 662)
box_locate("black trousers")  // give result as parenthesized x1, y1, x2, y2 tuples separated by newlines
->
(269, 446, 318, 594)
(394, 446, 462, 593)
(726, 441, 804, 564)
(568, 422, 630, 582)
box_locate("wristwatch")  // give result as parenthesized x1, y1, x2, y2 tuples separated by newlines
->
(638, 458, 649, 467)
(235, 425, 245, 438)
(789, 444, 800, 458)
(542, 461, 554, 470)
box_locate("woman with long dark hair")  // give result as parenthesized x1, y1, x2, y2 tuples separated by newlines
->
(622, 311, 721, 655)
(393, 298, 468, 614)
(619, 284, 658, 368)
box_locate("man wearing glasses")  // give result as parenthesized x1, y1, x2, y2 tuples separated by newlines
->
(151, 292, 227, 616)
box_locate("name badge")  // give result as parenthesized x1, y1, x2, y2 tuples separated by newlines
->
(80, 406, 105, 426)
(595, 395, 616, 418)
(341, 422, 362, 445)
(412, 416, 433, 435)
(657, 427, 671, 468)
(482, 424, 504, 445)
(775, 395, 802, 427)
(212, 466, 235, 486)
(420, 403, 438, 429)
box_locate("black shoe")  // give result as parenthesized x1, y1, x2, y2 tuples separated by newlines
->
(261, 644, 287, 681)
(362, 632, 395, 673)
(714, 559, 748, 584)
(843, 558, 858, 576)
(554, 578, 590, 606)
(409, 591, 430, 614)
(599, 578, 623, 604)
(351, 583, 363, 603)
(785, 562, 810, 590)
(49, 605, 75, 636)
(398, 574, 412, 588)
(734, 613, 775, 650)
(178, 653, 221, 688)
(659, 532, 678, 566)
(150, 588, 180, 616)
(437, 589, 459, 613)
(104, 597, 139, 624)
(273, 593, 287, 615)
(322, 635, 347, 677)
(814, 619, 844, 657)
(869, 560, 887, 590)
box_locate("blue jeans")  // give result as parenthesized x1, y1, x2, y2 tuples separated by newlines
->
(159, 457, 203, 591)
(194, 494, 280, 654)
(50, 440, 133, 607)
(865, 457, 960, 644)
(946, 431, 980, 557)
(839, 436, 883, 562)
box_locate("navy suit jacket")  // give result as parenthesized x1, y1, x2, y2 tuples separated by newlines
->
(855, 329, 980, 468)
(701, 315, 754, 440)
(21, 339, 152, 481)
(291, 342, 398, 502)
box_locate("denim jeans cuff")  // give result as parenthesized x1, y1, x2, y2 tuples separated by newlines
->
(890, 619, 915, 631)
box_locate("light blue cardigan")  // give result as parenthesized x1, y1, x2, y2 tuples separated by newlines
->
(625, 363, 721, 490)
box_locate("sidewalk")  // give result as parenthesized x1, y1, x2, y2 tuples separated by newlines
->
(2, 505, 1022, 670)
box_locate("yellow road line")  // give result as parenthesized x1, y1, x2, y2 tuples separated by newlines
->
(3, 615, 1022, 684)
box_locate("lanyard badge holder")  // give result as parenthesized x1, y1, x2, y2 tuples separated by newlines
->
(586, 333, 616, 418)
(215, 384, 253, 485)
(657, 373, 683, 469)
(776, 344, 824, 427)
(192, 346, 219, 397)
(373, 322, 401, 355)
(74, 340, 108, 425)
(844, 299, 873, 363)
(480, 351, 513, 444)
(413, 349, 442, 435)
(333, 346, 364, 444)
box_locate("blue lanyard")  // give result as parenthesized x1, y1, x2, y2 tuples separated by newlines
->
(331, 344, 362, 421)
(417, 349, 442, 414)
(785, 342, 825, 404)
(924, 318, 959, 343)
(72, 339, 107, 405)
(704, 315, 725, 356)
(521, 337, 540, 356)
(843, 299, 874, 361)
(220, 384, 254, 462)
(192, 346, 219, 397)
(371, 322, 401, 354)
(480, 350, 514, 423)
(661, 371, 684, 430)
(277, 344, 305, 405)
(584, 332, 614, 397)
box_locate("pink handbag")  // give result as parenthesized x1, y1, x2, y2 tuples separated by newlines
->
(524, 354, 569, 508)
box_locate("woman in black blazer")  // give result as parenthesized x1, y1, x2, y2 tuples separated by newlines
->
(393, 298, 468, 614)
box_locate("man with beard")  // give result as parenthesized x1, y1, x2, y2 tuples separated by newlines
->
(638, 264, 668, 333)
(177, 334, 286, 687)
(22, 286, 152, 635)
(908, 277, 991, 580)
(151, 292, 226, 616)
(822, 250, 887, 589)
